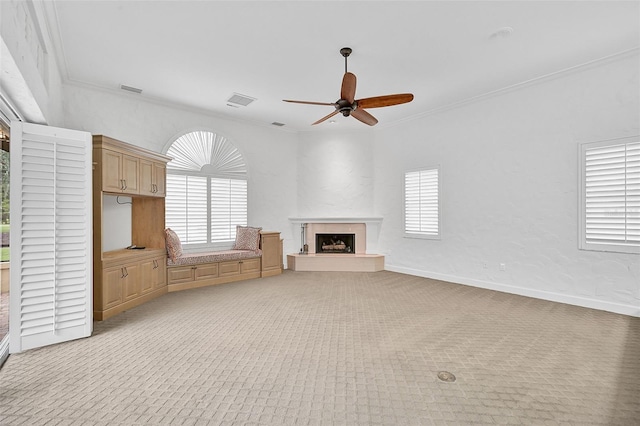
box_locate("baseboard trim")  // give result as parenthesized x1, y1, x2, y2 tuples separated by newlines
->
(385, 264, 640, 318)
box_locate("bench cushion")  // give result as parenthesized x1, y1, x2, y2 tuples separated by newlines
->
(167, 249, 261, 266)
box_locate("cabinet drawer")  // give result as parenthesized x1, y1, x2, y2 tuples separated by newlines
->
(168, 266, 194, 284)
(195, 263, 218, 280)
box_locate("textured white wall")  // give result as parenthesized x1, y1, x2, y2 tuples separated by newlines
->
(60, 53, 639, 316)
(62, 84, 299, 257)
(373, 52, 640, 316)
(1, 1, 65, 126)
(296, 129, 375, 217)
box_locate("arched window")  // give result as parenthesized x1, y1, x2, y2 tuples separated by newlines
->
(165, 131, 247, 248)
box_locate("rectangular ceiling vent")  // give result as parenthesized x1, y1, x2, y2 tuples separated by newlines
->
(227, 93, 256, 107)
(271, 122, 285, 127)
(120, 84, 143, 94)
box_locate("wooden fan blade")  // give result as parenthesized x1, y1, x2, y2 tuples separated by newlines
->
(341, 72, 357, 103)
(283, 100, 336, 106)
(356, 93, 414, 109)
(351, 108, 378, 126)
(312, 110, 340, 125)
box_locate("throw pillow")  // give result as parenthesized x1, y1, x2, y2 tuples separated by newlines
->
(165, 228, 183, 261)
(233, 225, 262, 251)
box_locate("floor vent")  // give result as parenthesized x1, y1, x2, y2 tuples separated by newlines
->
(437, 371, 456, 382)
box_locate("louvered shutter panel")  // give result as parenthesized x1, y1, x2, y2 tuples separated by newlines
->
(583, 141, 640, 248)
(211, 178, 247, 242)
(9, 122, 92, 353)
(165, 174, 208, 244)
(405, 168, 440, 237)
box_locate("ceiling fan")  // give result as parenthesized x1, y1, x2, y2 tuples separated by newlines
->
(283, 47, 414, 126)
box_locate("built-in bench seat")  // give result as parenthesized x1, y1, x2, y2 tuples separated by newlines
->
(164, 227, 281, 292)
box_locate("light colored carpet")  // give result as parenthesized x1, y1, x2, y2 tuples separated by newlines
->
(0, 270, 638, 425)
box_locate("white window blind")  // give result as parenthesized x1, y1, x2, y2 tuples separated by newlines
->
(405, 167, 440, 238)
(165, 131, 248, 247)
(580, 138, 640, 253)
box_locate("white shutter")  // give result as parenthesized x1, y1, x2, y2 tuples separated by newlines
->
(582, 140, 640, 251)
(165, 174, 207, 244)
(405, 168, 440, 238)
(211, 178, 247, 242)
(10, 122, 92, 353)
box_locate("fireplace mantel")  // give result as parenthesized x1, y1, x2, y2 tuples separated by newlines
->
(289, 217, 383, 225)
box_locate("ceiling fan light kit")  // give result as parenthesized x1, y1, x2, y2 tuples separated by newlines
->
(284, 47, 414, 126)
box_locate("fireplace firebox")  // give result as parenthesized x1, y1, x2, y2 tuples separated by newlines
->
(316, 233, 354, 254)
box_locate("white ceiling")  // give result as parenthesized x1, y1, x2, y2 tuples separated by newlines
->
(48, 1, 639, 132)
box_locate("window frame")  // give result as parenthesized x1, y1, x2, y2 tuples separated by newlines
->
(403, 165, 441, 240)
(578, 136, 640, 254)
(164, 130, 248, 251)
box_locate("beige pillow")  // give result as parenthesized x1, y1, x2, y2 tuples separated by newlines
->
(232, 226, 262, 251)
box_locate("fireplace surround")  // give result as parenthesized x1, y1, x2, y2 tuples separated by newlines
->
(287, 217, 384, 272)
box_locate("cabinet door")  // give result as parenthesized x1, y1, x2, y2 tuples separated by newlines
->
(140, 258, 156, 294)
(141, 257, 166, 292)
(219, 260, 241, 277)
(139, 159, 154, 196)
(260, 233, 281, 271)
(102, 150, 123, 193)
(103, 266, 124, 309)
(241, 258, 261, 274)
(168, 266, 194, 284)
(122, 154, 139, 194)
(194, 263, 218, 280)
(153, 162, 166, 197)
(154, 257, 167, 288)
(139, 160, 165, 197)
(122, 263, 141, 302)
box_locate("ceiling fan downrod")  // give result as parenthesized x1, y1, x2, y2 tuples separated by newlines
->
(340, 47, 352, 73)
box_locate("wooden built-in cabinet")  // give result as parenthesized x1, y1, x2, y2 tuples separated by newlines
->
(167, 232, 282, 293)
(101, 149, 140, 194)
(93, 135, 172, 321)
(139, 159, 166, 197)
(259, 231, 283, 277)
(96, 249, 166, 320)
(167, 257, 261, 292)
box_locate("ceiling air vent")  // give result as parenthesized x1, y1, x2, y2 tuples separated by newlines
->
(227, 93, 256, 107)
(271, 122, 285, 127)
(120, 84, 143, 94)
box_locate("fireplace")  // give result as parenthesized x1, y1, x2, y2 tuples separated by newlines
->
(288, 217, 384, 271)
(316, 233, 354, 254)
